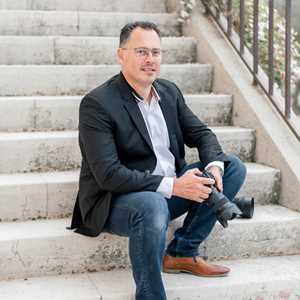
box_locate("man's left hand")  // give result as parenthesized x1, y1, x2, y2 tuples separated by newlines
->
(207, 166, 223, 192)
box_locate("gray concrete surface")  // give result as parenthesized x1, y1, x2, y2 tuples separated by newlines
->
(0, 127, 255, 173)
(1, 255, 300, 299)
(0, 206, 299, 280)
(0, 94, 232, 132)
(0, 11, 180, 36)
(0, 64, 212, 96)
(0, 36, 197, 65)
(0, 163, 279, 222)
(0, 0, 167, 13)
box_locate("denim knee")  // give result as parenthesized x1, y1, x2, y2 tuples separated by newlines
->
(227, 155, 247, 177)
(131, 192, 170, 232)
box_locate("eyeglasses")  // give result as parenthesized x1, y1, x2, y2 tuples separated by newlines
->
(121, 47, 162, 58)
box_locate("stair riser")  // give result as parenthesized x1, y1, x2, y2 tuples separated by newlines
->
(1, 208, 299, 280)
(0, 129, 255, 173)
(0, 65, 212, 96)
(1, 256, 300, 299)
(0, 166, 279, 222)
(186, 128, 255, 163)
(203, 219, 300, 261)
(0, 0, 166, 12)
(0, 96, 232, 132)
(0, 11, 180, 36)
(157, 282, 300, 300)
(0, 37, 197, 65)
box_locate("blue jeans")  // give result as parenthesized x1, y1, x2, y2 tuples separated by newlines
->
(104, 155, 246, 300)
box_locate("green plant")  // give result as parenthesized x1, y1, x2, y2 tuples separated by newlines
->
(180, 0, 300, 93)
(231, 0, 300, 91)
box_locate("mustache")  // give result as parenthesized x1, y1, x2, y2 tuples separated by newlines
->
(141, 65, 157, 69)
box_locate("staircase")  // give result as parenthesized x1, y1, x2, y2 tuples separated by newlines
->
(0, 1, 300, 299)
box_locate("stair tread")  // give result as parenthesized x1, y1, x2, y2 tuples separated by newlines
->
(0, 126, 253, 139)
(0, 0, 166, 13)
(0, 205, 298, 241)
(0, 94, 232, 101)
(0, 36, 198, 65)
(0, 64, 213, 96)
(0, 94, 233, 131)
(0, 203, 298, 280)
(0, 35, 191, 39)
(0, 162, 278, 183)
(0, 255, 300, 300)
(0, 63, 208, 67)
(0, 11, 180, 37)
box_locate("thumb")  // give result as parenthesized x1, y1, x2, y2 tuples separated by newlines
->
(216, 177, 223, 192)
(189, 168, 202, 176)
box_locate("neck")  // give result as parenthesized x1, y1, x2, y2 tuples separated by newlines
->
(122, 73, 152, 101)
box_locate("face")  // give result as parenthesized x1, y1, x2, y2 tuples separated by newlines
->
(117, 27, 162, 88)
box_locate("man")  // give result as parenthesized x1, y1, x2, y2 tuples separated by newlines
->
(70, 21, 247, 300)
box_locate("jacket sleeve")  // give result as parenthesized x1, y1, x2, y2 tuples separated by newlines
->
(173, 83, 228, 166)
(79, 95, 163, 193)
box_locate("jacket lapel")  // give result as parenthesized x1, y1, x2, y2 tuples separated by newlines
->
(123, 99, 154, 152)
(118, 73, 154, 152)
(158, 93, 174, 137)
(154, 82, 177, 155)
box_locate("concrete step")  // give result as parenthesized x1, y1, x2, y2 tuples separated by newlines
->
(0, 94, 232, 132)
(1, 255, 299, 299)
(0, 163, 280, 222)
(0, 64, 212, 96)
(0, 205, 299, 280)
(0, 0, 166, 13)
(0, 127, 255, 173)
(0, 36, 197, 65)
(0, 11, 179, 36)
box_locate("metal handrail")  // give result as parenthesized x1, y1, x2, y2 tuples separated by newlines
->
(201, 0, 300, 141)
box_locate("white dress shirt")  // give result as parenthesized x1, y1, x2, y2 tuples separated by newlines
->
(132, 86, 224, 199)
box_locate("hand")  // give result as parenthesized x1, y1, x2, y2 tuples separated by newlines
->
(172, 168, 215, 203)
(207, 166, 223, 192)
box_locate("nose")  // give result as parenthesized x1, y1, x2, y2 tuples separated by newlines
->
(144, 51, 155, 61)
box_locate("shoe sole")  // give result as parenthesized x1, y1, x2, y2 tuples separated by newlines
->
(162, 268, 230, 277)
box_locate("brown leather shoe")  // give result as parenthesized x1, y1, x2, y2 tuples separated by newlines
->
(162, 255, 230, 277)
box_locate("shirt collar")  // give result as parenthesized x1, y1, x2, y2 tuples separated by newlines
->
(132, 85, 161, 103)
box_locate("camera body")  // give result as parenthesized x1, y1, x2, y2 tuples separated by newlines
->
(198, 170, 242, 228)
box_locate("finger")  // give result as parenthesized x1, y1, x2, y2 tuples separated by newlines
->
(193, 183, 212, 194)
(193, 197, 204, 203)
(197, 189, 211, 199)
(215, 177, 223, 192)
(196, 185, 212, 194)
(190, 168, 202, 176)
(218, 182, 223, 192)
(197, 177, 215, 185)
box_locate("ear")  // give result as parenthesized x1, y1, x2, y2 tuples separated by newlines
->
(116, 48, 124, 64)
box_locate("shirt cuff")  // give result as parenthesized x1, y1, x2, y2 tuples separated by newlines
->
(205, 161, 224, 176)
(156, 177, 175, 199)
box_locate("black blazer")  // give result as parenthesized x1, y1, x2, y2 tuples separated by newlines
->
(70, 72, 229, 236)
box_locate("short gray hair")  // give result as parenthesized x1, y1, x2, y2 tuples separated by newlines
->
(119, 21, 161, 47)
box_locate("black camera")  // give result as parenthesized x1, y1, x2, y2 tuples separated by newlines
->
(198, 170, 244, 228)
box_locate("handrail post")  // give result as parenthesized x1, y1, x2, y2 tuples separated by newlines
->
(240, 0, 245, 55)
(253, 0, 259, 85)
(268, 0, 274, 96)
(285, 0, 292, 118)
(227, 0, 233, 36)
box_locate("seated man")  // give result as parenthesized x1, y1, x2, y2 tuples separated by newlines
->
(70, 21, 247, 300)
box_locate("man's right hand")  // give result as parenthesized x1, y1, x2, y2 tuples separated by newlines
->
(172, 168, 215, 202)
